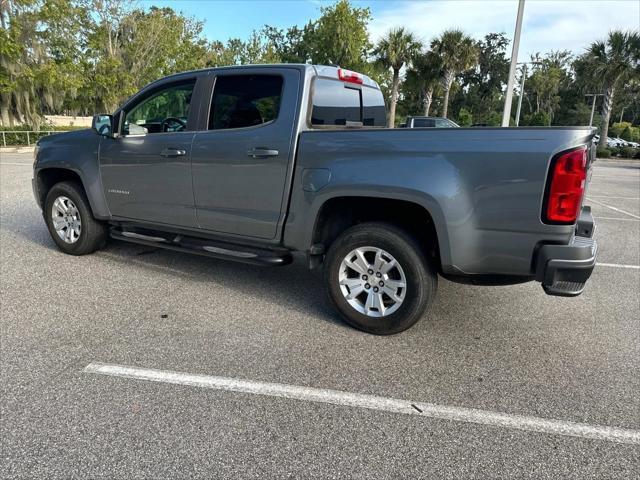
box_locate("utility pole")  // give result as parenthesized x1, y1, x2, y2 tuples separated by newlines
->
(585, 94, 604, 127)
(502, 0, 526, 127)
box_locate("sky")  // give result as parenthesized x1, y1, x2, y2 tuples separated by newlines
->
(142, 0, 640, 61)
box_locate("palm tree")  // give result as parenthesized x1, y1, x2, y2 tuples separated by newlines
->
(431, 29, 478, 118)
(587, 31, 640, 147)
(411, 50, 442, 116)
(374, 28, 421, 127)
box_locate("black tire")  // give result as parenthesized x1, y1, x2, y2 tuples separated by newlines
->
(324, 222, 437, 335)
(44, 181, 108, 255)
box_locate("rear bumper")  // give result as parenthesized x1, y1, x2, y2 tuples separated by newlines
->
(535, 206, 597, 297)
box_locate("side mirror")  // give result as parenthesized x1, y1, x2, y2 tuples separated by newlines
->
(92, 114, 114, 137)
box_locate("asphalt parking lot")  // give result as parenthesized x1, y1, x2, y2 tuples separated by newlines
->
(1, 151, 639, 479)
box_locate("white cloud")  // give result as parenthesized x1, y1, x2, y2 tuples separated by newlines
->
(369, 0, 640, 59)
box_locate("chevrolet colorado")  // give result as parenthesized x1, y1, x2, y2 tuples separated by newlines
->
(33, 64, 598, 334)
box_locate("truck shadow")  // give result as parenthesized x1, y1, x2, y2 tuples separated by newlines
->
(15, 217, 347, 329)
(99, 240, 345, 326)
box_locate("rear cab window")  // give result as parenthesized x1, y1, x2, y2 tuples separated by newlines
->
(412, 118, 436, 128)
(310, 78, 386, 128)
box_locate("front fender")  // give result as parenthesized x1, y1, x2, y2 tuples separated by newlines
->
(34, 130, 110, 218)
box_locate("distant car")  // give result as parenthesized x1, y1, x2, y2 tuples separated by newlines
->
(402, 116, 459, 128)
(607, 137, 625, 148)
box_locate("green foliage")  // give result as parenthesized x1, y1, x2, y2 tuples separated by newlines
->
(610, 121, 631, 137)
(430, 29, 478, 118)
(585, 31, 640, 143)
(456, 107, 473, 126)
(0, 0, 638, 135)
(305, 0, 371, 70)
(596, 147, 611, 158)
(374, 27, 421, 127)
(610, 122, 640, 142)
(524, 111, 551, 126)
(621, 126, 634, 141)
(615, 146, 639, 158)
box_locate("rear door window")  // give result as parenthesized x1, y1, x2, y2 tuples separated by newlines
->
(209, 75, 283, 130)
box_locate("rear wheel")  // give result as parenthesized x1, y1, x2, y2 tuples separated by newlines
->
(44, 181, 108, 255)
(324, 222, 437, 335)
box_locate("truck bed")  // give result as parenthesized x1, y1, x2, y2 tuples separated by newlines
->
(285, 127, 596, 277)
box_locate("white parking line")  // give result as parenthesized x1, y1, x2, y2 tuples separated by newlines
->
(588, 196, 640, 200)
(0, 162, 32, 166)
(591, 175, 640, 180)
(596, 263, 640, 270)
(589, 198, 640, 219)
(84, 362, 640, 445)
(594, 216, 639, 222)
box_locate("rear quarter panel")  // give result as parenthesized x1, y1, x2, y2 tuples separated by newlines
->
(284, 127, 595, 276)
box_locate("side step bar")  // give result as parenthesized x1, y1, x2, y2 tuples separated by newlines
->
(110, 228, 293, 267)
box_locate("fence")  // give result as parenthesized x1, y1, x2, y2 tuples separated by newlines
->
(0, 131, 58, 147)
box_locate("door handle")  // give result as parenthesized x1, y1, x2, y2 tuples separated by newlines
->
(247, 147, 279, 158)
(160, 148, 187, 157)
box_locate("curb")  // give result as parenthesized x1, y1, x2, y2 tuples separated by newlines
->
(0, 147, 35, 154)
(595, 157, 639, 166)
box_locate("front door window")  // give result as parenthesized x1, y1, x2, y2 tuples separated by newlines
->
(123, 81, 195, 135)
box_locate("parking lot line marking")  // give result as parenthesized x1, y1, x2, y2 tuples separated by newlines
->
(588, 198, 640, 219)
(591, 175, 640, 180)
(588, 196, 640, 200)
(593, 216, 640, 222)
(0, 162, 32, 166)
(597, 263, 640, 270)
(84, 362, 640, 445)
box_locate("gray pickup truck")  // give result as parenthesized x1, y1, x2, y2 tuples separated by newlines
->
(32, 64, 598, 334)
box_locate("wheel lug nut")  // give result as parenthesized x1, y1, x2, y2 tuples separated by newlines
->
(373, 287, 379, 293)
(364, 283, 370, 289)
(375, 272, 381, 278)
(367, 269, 374, 274)
(362, 274, 368, 280)
(379, 281, 384, 287)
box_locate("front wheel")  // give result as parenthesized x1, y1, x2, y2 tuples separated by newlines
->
(324, 222, 437, 335)
(44, 181, 108, 255)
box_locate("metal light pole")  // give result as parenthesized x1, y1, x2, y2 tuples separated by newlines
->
(514, 61, 542, 126)
(515, 63, 527, 126)
(585, 94, 603, 127)
(502, 0, 526, 127)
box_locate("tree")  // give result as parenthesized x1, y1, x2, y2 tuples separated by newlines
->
(305, 0, 371, 70)
(1, 0, 88, 125)
(431, 29, 478, 118)
(456, 33, 509, 124)
(410, 50, 441, 116)
(526, 51, 573, 125)
(586, 31, 640, 147)
(374, 27, 420, 127)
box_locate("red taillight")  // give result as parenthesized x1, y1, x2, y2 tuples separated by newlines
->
(338, 68, 363, 85)
(544, 146, 588, 224)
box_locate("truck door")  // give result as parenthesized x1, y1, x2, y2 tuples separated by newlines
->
(99, 77, 200, 228)
(190, 68, 300, 239)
